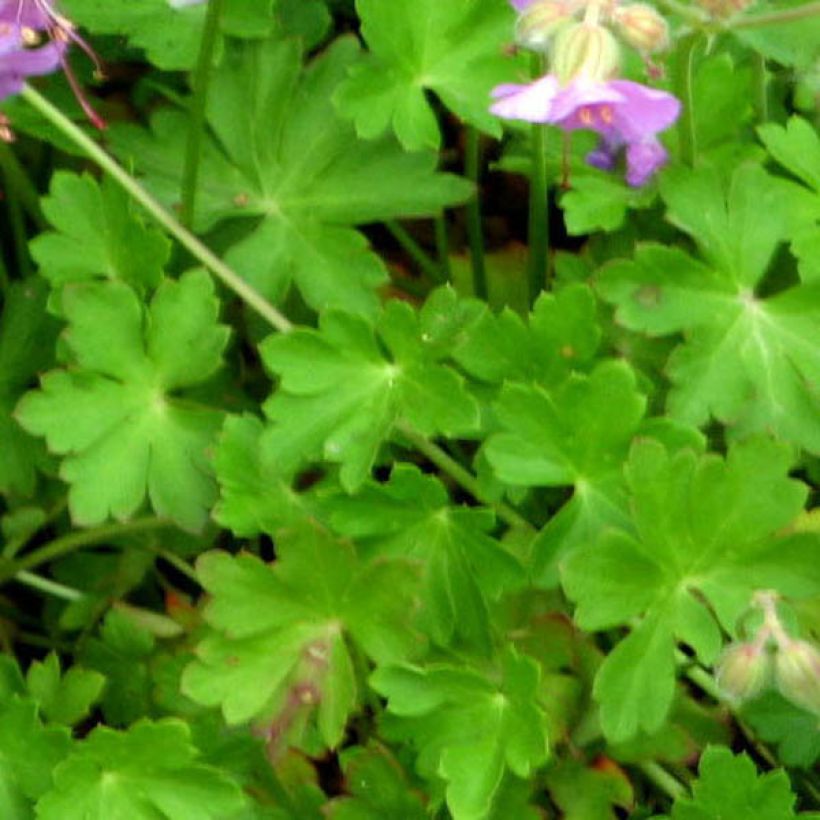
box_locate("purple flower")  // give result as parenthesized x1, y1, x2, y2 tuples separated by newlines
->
(491, 74, 680, 186)
(0, 0, 104, 129)
(0, 21, 63, 105)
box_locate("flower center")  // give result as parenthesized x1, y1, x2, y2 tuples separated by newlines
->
(578, 105, 615, 127)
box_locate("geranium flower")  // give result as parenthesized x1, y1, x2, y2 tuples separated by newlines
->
(0, 0, 104, 128)
(491, 74, 680, 186)
(0, 17, 63, 105)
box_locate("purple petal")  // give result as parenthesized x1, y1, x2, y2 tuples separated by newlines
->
(490, 75, 561, 123)
(548, 79, 625, 128)
(0, 0, 52, 29)
(509, 0, 535, 9)
(607, 80, 681, 139)
(586, 134, 622, 172)
(0, 75, 22, 100)
(625, 138, 668, 186)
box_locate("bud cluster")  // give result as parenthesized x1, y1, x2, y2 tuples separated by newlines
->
(714, 591, 820, 717)
(513, 0, 670, 78)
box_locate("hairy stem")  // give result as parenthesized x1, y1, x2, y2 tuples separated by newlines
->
(14, 571, 84, 601)
(637, 761, 687, 802)
(434, 213, 452, 281)
(396, 422, 534, 531)
(180, 0, 225, 228)
(673, 34, 700, 167)
(21, 85, 293, 333)
(0, 517, 176, 585)
(731, 1, 820, 29)
(386, 220, 445, 284)
(527, 119, 550, 302)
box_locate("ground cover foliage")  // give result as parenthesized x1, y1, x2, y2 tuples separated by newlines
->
(0, 0, 819, 817)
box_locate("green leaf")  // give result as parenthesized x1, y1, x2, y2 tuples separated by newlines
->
(451, 284, 601, 386)
(689, 54, 753, 154)
(657, 745, 799, 820)
(734, 0, 820, 70)
(182, 527, 421, 747)
(334, 0, 517, 150)
(326, 744, 427, 820)
(260, 302, 479, 492)
(30, 173, 170, 295)
(79, 609, 156, 726)
(213, 413, 311, 538)
(660, 164, 785, 284)
(62, 0, 208, 69)
(560, 175, 655, 236)
(0, 697, 71, 820)
(16, 271, 229, 529)
(323, 464, 524, 652)
(562, 437, 818, 742)
(35, 719, 246, 819)
(598, 164, 820, 453)
(62, 0, 275, 69)
(110, 37, 472, 315)
(0, 281, 57, 498)
(26, 654, 105, 727)
(372, 649, 550, 820)
(485, 360, 645, 584)
(758, 116, 820, 194)
(545, 758, 634, 820)
(741, 691, 820, 769)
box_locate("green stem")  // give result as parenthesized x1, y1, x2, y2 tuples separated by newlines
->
(395, 421, 533, 531)
(385, 220, 444, 284)
(527, 54, 549, 304)
(653, 0, 709, 24)
(14, 571, 84, 602)
(2, 498, 68, 560)
(20, 85, 293, 334)
(180, 0, 225, 228)
(673, 34, 700, 167)
(528, 127, 549, 303)
(731, 2, 820, 29)
(0, 249, 9, 293)
(464, 127, 487, 300)
(434, 213, 452, 281)
(6, 190, 31, 278)
(0, 141, 46, 230)
(0, 517, 175, 585)
(140, 545, 200, 585)
(637, 761, 687, 802)
(753, 54, 769, 124)
(675, 649, 724, 700)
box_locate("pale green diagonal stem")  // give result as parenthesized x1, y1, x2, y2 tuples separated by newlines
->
(20, 85, 293, 333)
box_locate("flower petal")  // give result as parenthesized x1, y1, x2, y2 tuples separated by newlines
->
(625, 138, 669, 186)
(489, 75, 561, 122)
(608, 80, 681, 138)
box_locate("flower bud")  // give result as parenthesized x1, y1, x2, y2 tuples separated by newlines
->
(715, 641, 772, 704)
(775, 640, 820, 716)
(613, 4, 669, 53)
(552, 22, 621, 84)
(515, 1, 575, 52)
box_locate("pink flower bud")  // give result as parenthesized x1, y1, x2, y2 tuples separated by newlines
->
(715, 642, 772, 704)
(613, 3, 669, 53)
(515, 1, 576, 51)
(775, 640, 820, 716)
(552, 22, 621, 84)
